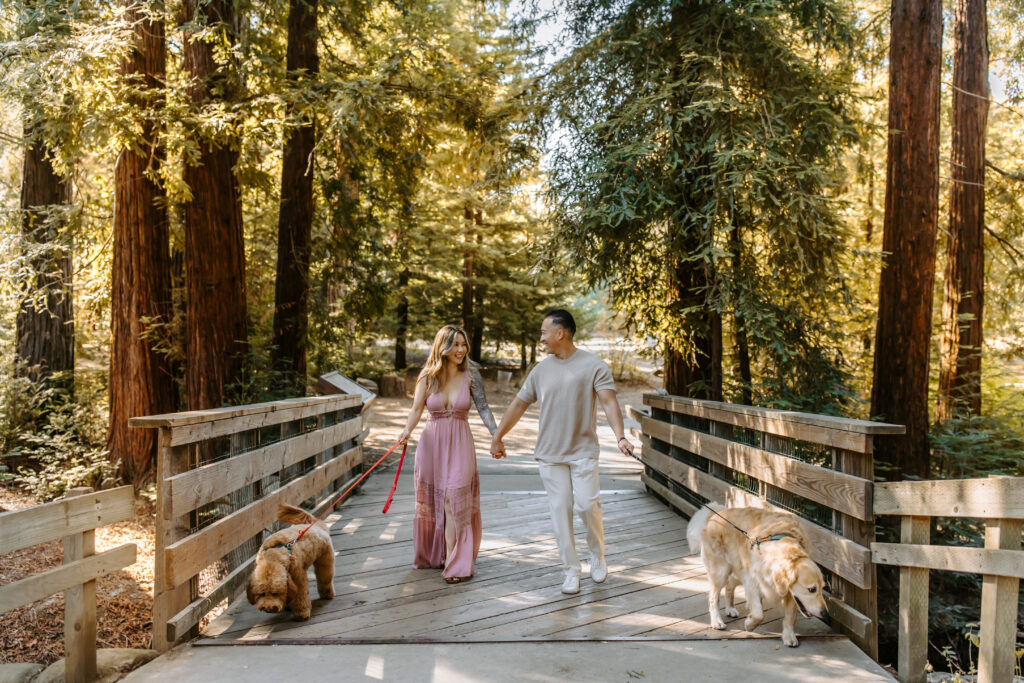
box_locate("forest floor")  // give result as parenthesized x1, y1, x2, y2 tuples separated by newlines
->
(0, 350, 660, 668)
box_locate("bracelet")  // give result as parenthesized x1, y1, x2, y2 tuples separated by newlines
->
(618, 437, 628, 443)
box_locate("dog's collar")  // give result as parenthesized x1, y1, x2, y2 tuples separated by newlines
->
(261, 541, 294, 555)
(752, 533, 790, 549)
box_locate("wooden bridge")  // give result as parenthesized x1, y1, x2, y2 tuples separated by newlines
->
(21, 389, 1019, 682)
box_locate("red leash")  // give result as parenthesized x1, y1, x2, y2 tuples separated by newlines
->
(293, 440, 408, 544)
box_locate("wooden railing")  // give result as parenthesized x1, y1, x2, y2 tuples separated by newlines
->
(872, 476, 1024, 683)
(130, 393, 369, 650)
(0, 486, 137, 682)
(629, 393, 904, 658)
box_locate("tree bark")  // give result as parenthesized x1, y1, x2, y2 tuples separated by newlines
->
(16, 127, 74, 395)
(182, 0, 248, 411)
(937, 0, 988, 424)
(870, 0, 942, 481)
(461, 205, 475, 344)
(395, 267, 409, 370)
(271, 0, 319, 397)
(108, 1, 174, 486)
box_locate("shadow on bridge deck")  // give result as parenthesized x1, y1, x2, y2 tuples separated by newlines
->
(125, 433, 892, 681)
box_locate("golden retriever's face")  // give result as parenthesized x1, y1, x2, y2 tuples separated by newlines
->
(246, 558, 291, 614)
(788, 559, 828, 619)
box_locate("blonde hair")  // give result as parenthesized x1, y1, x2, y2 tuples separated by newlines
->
(418, 325, 469, 395)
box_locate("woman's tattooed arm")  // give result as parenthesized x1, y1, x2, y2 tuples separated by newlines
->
(469, 363, 498, 435)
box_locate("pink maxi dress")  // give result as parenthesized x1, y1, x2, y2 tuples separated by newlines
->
(413, 371, 482, 579)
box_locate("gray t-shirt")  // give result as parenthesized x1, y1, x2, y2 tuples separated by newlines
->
(516, 348, 616, 463)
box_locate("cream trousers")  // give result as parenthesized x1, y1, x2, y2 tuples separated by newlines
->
(537, 457, 605, 576)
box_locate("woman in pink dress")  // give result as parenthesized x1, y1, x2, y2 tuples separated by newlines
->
(398, 325, 497, 583)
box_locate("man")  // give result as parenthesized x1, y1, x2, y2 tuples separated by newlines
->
(490, 309, 634, 594)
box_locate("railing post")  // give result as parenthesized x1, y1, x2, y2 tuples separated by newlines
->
(898, 515, 930, 683)
(977, 515, 1022, 683)
(153, 429, 193, 651)
(835, 446, 878, 658)
(63, 486, 97, 683)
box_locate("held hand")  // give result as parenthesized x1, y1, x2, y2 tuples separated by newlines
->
(490, 437, 506, 459)
(617, 437, 634, 457)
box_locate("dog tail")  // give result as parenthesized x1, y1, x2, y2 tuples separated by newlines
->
(277, 503, 315, 526)
(686, 502, 723, 555)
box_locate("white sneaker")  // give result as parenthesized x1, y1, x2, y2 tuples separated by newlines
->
(561, 573, 581, 594)
(590, 558, 608, 583)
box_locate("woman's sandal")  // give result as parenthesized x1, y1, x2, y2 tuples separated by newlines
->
(444, 574, 473, 584)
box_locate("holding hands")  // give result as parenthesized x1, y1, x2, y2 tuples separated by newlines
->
(489, 436, 507, 459)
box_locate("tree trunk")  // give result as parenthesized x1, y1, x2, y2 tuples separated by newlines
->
(182, 0, 248, 411)
(730, 224, 752, 405)
(664, 249, 721, 400)
(271, 0, 319, 397)
(16, 127, 74, 395)
(937, 0, 988, 424)
(870, 0, 942, 481)
(395, 267, 409, 370)
(471, 287, 484, 362)
(520, 335, 527, 370)
(108, 2, 174, 486)
(461, 205, 475, 343)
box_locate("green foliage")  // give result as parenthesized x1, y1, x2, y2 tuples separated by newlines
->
(544, 0, 861, 409)
(1, 369, 115, 501)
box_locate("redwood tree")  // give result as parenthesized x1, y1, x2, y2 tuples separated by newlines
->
(937, 0, 989, 423)
(16, 128, 74, 394)
(870, 0, 943, 480)
(182, 0, 248, 411)
(271, 0, 319, 397)
(108, 0, 174, 485)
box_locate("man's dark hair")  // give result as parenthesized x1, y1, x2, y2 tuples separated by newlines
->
(544, 309, 576, 337)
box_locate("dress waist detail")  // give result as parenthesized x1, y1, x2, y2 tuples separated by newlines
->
(429, 408, 469, 421)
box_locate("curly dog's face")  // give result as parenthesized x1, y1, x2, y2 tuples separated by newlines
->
(246, 556, 291, 614)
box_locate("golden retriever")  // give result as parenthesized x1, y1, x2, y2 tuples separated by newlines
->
(246, 503, 335, 621)
(687, 504, 828, 647)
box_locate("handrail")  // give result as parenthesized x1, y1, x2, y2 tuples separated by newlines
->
(872, 476, 1024, 683)
(0, 486, 137, 683)
(130, 393, 369, 650)
(633, 392, 904, 659)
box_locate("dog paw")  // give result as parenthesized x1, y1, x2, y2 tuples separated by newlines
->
(783, 633, 799, 648)
(710, 618, 727, 630)
(743, 617, 762, 632)
(319, 587, 335, 600)
(724, 606, 739, 618)
(292, 612, 310, 622)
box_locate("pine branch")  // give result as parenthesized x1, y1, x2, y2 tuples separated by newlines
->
(984, 224, 1023, 267)
(986, 160, 1024, 182)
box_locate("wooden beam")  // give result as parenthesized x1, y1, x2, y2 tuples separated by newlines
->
(0, 486, 134, 555)
(875, 478, 1024, 518)
(898, 516, 930, 683)
(166, 553, 256, 642)
(824, 593, 872, 643)
(63, 486, 97, 683)
(872, 542, 1024, 578)
(152, 432, 193, 652)
(165, 416, 362, 518)
(129, 393, 360, 429)
(642, 416, 872, 521)
(643, 394, 904, 449)
(0, 543, 136, 613)
(639, 437, 872, 589)
(640, 473, 698, 519)
(977, 517, 1022, 683)
(163, 446, 361, 588)
(834, 446, 878, 659)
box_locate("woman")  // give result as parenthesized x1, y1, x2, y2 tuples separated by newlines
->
(398, 325, 497, 583)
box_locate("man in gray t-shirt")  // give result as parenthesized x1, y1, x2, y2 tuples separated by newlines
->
(490, 309, 634, 595)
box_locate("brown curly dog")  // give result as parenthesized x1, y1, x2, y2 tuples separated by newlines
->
(246, 503, 335, 621)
